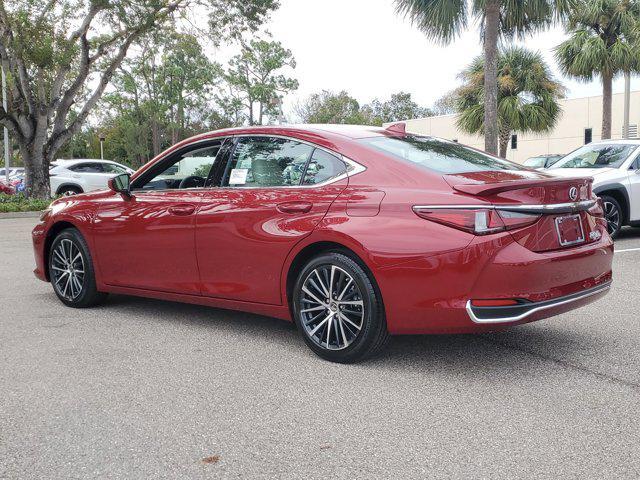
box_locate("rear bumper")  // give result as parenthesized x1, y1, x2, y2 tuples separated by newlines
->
(376, 227, 614, 335)
(466, 281, 611, 324)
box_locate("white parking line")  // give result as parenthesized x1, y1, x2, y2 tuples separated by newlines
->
(615, 247, 640, 253)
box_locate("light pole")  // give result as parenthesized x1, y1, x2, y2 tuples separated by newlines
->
(99, 135, 105, 160)
(623, 72, 631, 139)
(2, 65, 9, 186)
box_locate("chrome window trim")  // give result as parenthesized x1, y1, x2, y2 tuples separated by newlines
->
(466, 281, 611, 324)
(413, 200, 596, 215)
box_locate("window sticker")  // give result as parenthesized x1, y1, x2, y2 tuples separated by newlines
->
(229, 168, 249, 185)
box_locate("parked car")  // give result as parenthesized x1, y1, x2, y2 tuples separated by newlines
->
(523, 154, 563, 170)
(548, 140, 640, 238)
(32, 124, 613, 363)
(49, 159, 134, 196)
(0, 167, 24, 178)
(0, 179, 14, 195)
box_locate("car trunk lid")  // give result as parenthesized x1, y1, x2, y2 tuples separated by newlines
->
(444, 171, 602, 252)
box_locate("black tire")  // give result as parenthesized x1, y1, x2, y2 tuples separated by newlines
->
(57, 185, 82, 196)
(600, 195, 622, 239)
(292, 252, 389, 363)
(48, 228, 107, 308)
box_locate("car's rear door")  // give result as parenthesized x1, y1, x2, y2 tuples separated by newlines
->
(93, 140, 224, 295)
(195, 135, 349, 305)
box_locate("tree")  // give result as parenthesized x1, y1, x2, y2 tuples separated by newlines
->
(0, 0, 279, 198)
(432, 90, 458, 116)
(102, 30, 222, 166)
(456, 47, 565, 158)
(394, 0, 573, 155)
(295, 90, 366, 124)
(220, 38, 298, 125)
(556, 0, 640, 139)
(362, 91, 432, 125)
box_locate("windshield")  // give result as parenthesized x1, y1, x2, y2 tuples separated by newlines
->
(360, 136, 526, 174)
(551, 144, 637, 169)
(524, 157, 546, 168)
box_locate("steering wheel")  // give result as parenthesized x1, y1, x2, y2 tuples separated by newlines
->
(178, 175, 206, 189)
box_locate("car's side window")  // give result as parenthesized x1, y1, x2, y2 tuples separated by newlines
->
(303, 149, 347, 185)
(70, 163, 103, 173)
(103, 163, 127, 174)
(133, 142, 223, 191)
(223, 137, 314, 188)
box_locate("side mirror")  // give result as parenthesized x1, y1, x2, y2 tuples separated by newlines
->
(108, 173, 131, 197)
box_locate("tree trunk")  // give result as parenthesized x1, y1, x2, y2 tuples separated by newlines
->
(483, 0, 500, 156)
(499, 127, 511, 159)
(151, 118, 161, 156)
(602, 72, 613, 140)
(20, 143, 51, 200)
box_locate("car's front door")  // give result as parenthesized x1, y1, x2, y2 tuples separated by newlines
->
(628, 151, 640, 221)
(196, 136, 350, 305)
(92, 140, 224, 295)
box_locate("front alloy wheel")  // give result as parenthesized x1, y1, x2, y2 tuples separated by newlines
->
(51, 238, 86, 301)
(293, 252, 389, 363)
(49, 228, 107, 308)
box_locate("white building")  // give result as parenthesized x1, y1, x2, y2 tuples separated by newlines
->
(401, 90, 640, 164)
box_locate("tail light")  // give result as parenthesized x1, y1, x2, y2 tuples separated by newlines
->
(587, 197, 605, 218)
(413, 206, 540, 235)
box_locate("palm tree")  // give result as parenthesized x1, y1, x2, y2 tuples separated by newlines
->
(394, 0, 573, 156)
(556, 0, 640, 140)
(456, 47, 565, 158)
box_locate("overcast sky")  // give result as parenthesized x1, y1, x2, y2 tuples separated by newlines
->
(214, 0, 640, 117)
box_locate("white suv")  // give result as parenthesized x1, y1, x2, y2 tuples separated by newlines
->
(548, 140, 640, 238)
(50, 159, 134, 197)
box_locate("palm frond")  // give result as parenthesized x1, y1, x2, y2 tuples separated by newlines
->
(394, 0, 468, 44)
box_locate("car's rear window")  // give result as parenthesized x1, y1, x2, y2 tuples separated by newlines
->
(360, 136, 526, 174)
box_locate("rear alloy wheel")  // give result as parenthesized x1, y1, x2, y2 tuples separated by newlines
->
(58, 186, 82, 196)
(293, 252, 388, 363)
(600, 195, 622, 239)
(49, 228, 107, 308)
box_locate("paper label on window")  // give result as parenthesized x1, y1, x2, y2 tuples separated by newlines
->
(229, 168, 248, 185)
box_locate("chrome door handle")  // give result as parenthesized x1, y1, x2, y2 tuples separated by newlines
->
(168, 204, 196, 216)
(276, 201, 313, 214)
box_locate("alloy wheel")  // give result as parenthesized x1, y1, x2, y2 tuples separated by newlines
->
(299, 265, 365, 351)
(603, 201, 620, 235)
(51, 238, 85, 301)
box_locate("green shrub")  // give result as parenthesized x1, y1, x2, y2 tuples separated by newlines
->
(0, 194, 52, 213)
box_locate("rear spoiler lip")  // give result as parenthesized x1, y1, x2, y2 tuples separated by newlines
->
(413, 200, 596, 215)
(444, 175, 593, 196)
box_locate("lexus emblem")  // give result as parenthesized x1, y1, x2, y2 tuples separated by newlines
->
(569, 187, 578, 201)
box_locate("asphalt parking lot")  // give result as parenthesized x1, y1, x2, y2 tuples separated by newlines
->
(1, 217, 639, 479)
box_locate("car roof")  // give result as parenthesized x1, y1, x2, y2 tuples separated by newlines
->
(202, 124, 393, 140)
(585, 139, 640, 146)
(53, 159, 120, 165)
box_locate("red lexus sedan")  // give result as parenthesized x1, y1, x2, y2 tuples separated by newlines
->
(32, 124, 614, 363)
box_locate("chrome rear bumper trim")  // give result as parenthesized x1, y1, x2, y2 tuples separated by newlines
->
(466, 281, 612, 324)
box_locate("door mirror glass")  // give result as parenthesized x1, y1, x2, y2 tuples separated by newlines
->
(109, 173, 131, 195)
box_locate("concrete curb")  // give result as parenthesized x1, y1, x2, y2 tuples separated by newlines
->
(0, 211, 43, 220)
